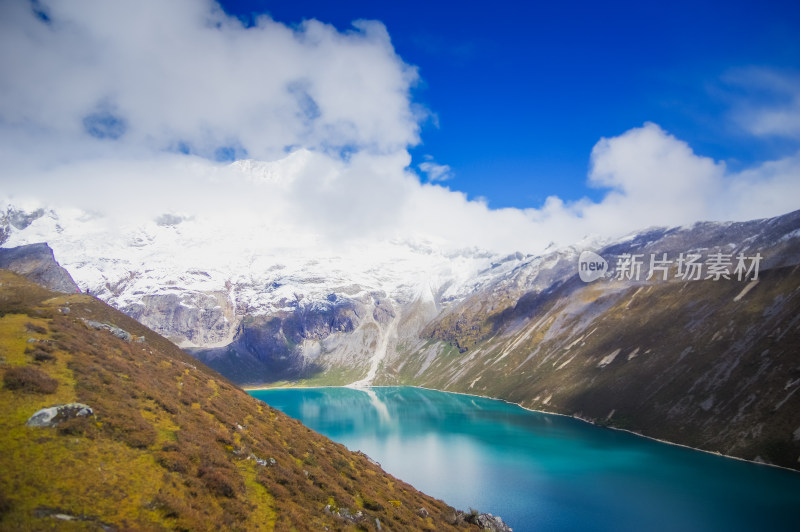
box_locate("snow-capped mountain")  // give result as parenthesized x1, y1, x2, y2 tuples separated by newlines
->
(0, 201, 529, 383)
(3, 200, 800, 470)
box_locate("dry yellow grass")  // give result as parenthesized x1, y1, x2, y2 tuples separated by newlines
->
(0, 270, 487, 531)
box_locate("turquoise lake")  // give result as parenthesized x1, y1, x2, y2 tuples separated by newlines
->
(249, 386, 800, 532)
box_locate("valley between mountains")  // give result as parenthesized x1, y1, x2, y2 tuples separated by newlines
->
(2, 204, 800, 472)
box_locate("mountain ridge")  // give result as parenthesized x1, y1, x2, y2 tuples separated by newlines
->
(0, 242, 79, 294)
(3, 203, 800, 470)
(375, 209, 800, 470)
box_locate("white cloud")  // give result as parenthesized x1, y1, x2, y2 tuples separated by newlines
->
(418, 159, 453, 182)
(0, 2, 798, 259)
(586, 122, 724, 228)
(723, 68, 800, 138)
(523, 123, 800, 243)
(716, 153, 800, 221)
(0, 0, 419, 162)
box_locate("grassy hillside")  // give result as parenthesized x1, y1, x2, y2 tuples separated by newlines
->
(0, 270, 497, 531)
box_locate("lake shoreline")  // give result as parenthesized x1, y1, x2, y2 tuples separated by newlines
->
(244, 382, 800, 476)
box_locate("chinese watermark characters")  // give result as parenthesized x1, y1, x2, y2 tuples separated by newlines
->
(579, 251, 762, 283)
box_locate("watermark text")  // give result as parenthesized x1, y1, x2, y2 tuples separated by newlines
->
(579, 251, 762, 283)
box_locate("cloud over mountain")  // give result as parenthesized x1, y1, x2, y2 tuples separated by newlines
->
(1, 0, 798, 255)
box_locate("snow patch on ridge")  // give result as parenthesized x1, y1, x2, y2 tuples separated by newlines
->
(349, 303, 399, 388)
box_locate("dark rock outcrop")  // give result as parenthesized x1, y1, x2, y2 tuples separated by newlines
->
(472, 512, 513, 532)
(458, 510, 513, 531)
(190, 297, 369, 383)
(82, 320, 134, 342)
(122, 291, 235, 346)
(0, 243, 79, 293)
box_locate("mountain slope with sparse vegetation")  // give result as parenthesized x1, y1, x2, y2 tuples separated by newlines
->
(0, 270, 508, 531)
(378, 212, 800, 471)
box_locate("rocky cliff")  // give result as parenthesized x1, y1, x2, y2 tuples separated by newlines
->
(0, 242, 79, 293)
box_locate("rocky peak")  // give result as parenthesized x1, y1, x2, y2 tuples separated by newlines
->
(0, 243, 79, 293)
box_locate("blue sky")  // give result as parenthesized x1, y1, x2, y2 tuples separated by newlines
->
(219, 0, 800, 208)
